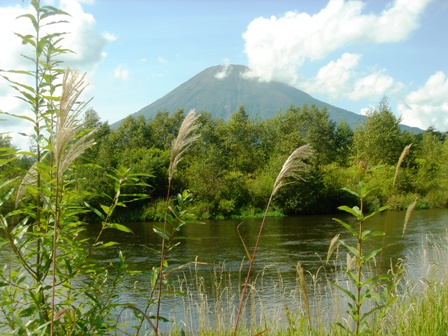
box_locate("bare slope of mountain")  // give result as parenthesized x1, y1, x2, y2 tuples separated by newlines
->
(114, 64, 421, 133)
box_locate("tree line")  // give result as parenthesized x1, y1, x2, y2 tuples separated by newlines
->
(1, 98, 447, 221)
(50, 97, 445, 220)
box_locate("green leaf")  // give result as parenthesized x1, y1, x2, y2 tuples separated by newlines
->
(361, 230, 384, 240)
(339, 240, 360, 258)
(333, 218, 357, 237)
(84, 292, 101, 307)
(64, 258, 72, 276)
(361, 273, 394, 287)
(346, 270, 360, 287)
(98, 241, 119, 248)
(17, 13, 38, 31)
(362, 248, 382, 263)
(100, 204, 111, 217)
(150, 268, 159, 288)
(337, 205, 363, 220)
(0, 186, 15, 207)
(332, 282, 356, 302)
(341, 187, 359, 198)
(106, 223, 133, 233)
(84, 202, 105, 220)
(153, 227, 170, 241)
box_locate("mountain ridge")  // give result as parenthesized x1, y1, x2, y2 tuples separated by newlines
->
(113, 64, 421, 132)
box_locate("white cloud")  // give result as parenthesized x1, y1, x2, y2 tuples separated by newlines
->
(398, 71, 448, 131)
(103, 32, 116, 42)
(349, 72, 402, 101)
(304, 53, 361, 98)
(303, 53, 403, 101)
(0, 0, 113, 149)
(214, 59, 233, 79)
(57, 0, 111, 66)
(114, 65, 129, 81)
(242, 0, 431, 85)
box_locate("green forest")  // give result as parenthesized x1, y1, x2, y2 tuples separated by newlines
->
(4, 98, 447, 221)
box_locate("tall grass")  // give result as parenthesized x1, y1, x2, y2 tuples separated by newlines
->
(136, 231, 448, 335)
(234, 144, 313, 335)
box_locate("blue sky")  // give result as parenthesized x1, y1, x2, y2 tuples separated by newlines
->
(1, 0, 448, 149)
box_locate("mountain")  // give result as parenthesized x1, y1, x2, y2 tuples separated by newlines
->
(113, 64, 420, 132)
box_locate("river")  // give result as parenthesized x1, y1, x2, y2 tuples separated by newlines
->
(1, 208, 447, 333)
(91, 208, 448, 333)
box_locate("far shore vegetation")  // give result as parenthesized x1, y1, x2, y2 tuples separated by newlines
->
(3, 97, 448, 222)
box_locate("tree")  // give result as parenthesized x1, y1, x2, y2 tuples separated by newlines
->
(352, 97, 404, 166)
(414, 130, 448, 198)
(148, 109, 185, 150)
(334, 120, 354, 166)
(220, 106, 259, 173)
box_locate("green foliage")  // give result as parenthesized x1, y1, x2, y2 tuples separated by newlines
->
(352, 97, 404, 166)
(332, 181, 403, 335)
(0, 2, 147, 334)
(73, 90, 447, 219)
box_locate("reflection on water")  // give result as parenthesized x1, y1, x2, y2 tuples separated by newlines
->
(89, 208, 447, 332)
(1, 208, 447, 332)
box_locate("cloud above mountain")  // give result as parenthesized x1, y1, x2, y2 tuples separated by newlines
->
(214, 59, 233, 79)
(398, 71, 448, 130)
(242, 0, 431, 86)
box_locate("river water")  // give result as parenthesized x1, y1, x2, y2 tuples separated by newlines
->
(1, 209, 447, 333)
(91, 208, 448, 332)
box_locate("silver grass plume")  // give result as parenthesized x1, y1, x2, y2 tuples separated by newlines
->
(234, 144, 313, 335)
(392, 143, 412, 188)
(15, 67, 95, 205)
(54, 67, 95, 179)
(272, 144, 314, 196)
(169, 109, 200, 180)
(326, 234, 340, 264)
(403, 197, 417, 237)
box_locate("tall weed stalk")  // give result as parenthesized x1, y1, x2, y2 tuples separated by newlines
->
(233, 144, 313, 335)
(135, 109, 201, 335)
(332, 179, 403, 335)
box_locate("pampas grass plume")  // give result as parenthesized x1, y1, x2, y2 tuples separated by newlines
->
(169, 109, 200, 180)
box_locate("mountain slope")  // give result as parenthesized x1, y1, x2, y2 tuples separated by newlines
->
(112, 64, 363, 127)
(113, 64, 420, 133)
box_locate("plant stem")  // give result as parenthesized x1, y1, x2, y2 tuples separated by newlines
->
(233, 194, 273, 335)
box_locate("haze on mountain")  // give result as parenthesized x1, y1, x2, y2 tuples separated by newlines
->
(113, 64, 419, 132)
